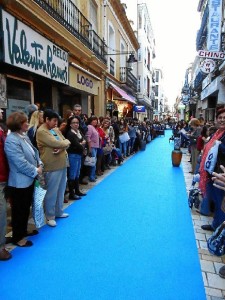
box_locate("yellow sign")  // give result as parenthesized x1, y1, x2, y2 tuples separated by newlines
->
(69, 66, 100, 95)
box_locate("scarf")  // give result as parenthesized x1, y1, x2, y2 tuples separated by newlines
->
(71, 128, 82, 140)
(199, 129, 225, 196)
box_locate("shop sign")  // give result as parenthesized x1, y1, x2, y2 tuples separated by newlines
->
(182, 95, 189, 105)
(207, 0, 222, 51)
(133, 105, 145, 112)
(1, 9, 68, 84)
(198, 50, 225, 59)
(69, 67, 99, 95)
(77, 74, 93, 89)
(200, 59, 216, 74)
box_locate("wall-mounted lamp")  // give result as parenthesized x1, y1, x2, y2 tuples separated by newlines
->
(105, 52, 137, 69)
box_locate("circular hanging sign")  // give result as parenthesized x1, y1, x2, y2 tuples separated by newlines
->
(200, 59, 216, 74)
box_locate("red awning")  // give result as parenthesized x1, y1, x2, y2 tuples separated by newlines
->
(109, 82, 136, 104)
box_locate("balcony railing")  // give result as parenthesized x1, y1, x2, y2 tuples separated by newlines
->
(34, 0, 107, 64)
(120, 67, 137, 92)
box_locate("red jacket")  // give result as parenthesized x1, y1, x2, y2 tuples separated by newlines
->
(0, 128, 9, 182)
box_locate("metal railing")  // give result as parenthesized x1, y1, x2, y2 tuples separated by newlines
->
(120, 67, 137, 91)
(34, 0, 107, 63)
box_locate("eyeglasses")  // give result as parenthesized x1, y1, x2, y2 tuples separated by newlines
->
(71, 121, 79, 124)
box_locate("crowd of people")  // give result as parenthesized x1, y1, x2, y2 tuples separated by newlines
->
(172, 111, 225, 279)
(0, 104, 165, 261)
(1, 103, 224, 278)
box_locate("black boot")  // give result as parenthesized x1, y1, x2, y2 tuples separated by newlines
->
(74, 178, 87, 196)
(68, 180, 81, 200)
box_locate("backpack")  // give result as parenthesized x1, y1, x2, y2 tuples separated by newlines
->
(188, 186, 200, 209)
(207, 222, 225, 256)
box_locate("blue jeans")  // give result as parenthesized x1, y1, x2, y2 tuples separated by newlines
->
(199, 181, 213, 216)
(0, 183, 6, 249)
(210, 183, 225, 229)
(44, 168, 67, 220)
(68, 153, 82, 180)
(119, 140, 127, 156)
(112, 148, 122, 159)
(89, 148, 97, 181)
(129, 137, 136, 152)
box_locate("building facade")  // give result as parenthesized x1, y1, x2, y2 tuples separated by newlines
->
(179, 0, 225, 123)
(103, 1, 139, 120)
(0, 0, 139, 120)
(136, 2, 156, 121)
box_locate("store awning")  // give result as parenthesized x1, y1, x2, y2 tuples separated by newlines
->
(109, 82, 137, 104)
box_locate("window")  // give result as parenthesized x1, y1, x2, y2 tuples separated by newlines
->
(144, 15, 146, 32)
(155, 85, 159, 97)
(120, 42, 126, 67)
(155, 71, 159, 82)
(108, 24, 115, 73)
(138, 76, 141, 92)
(138, 48, 141, 61)
(138, 11, 142, 29)
(6, 76, 33, 118)
(110, 58, 115, 76)
(147, 77, 150, 97)
(89, 0, 98, 32)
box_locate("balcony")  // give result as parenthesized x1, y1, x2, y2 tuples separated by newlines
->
(34, 0, 107, 64)
(120, 67, 137, 92)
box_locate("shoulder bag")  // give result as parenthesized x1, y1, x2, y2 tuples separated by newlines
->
(32, 179, 47, 228)
(84, 155, 96, 167)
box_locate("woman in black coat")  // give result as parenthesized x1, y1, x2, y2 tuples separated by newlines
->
(65, 116, 87, 200)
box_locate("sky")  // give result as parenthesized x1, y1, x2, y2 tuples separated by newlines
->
(123, 0, 201, 105)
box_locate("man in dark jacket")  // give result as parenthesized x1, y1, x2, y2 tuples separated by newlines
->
(0, 108, 12, 260)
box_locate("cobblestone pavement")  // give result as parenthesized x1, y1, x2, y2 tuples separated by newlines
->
(6, 149, 225, 299)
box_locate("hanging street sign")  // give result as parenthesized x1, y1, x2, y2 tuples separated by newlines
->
(207, 0, 222, 51)
(182, 95, 189, 105)
(200, 59, 216, 74)
(198, 50, 225, 60)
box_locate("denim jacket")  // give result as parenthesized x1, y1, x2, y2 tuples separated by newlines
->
(5, 132, 42, 188)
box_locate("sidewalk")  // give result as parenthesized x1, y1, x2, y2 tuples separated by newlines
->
(181, 148, 225, 300)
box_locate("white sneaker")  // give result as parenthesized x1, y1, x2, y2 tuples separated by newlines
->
(57, 213, 69, 218)
(47, 219, 57, 227)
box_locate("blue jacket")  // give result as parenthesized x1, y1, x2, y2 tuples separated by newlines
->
(4, 132, 42, 188)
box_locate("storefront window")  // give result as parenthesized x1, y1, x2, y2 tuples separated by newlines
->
(6, 77, 32, 118)
(114, 101, 133, 119)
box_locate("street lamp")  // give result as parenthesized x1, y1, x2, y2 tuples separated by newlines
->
(104, 51, 137, 67)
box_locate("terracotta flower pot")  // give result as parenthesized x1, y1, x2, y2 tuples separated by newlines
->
(172, 150, 182, 167)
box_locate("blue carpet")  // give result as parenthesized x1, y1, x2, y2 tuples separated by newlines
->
(0, 130, 206, 300)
